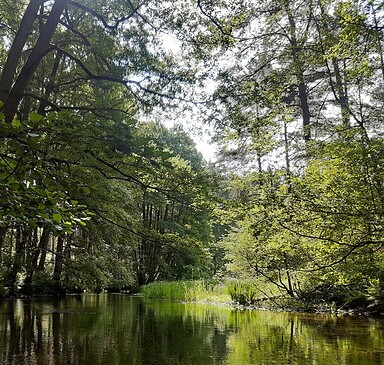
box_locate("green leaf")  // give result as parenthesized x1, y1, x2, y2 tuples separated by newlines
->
(11, 119, 20, 128)
(52, 213, 62, 222)
(28, 219, 37, 228)
(29, 112, 43, 123)
(47, 111, 56, 121)
(0, 100, 3, 108)
(0, 112, 5, 121)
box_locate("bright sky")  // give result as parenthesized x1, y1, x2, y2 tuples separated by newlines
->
(161, 33, 218, 162)
(192, 134, 217, 162)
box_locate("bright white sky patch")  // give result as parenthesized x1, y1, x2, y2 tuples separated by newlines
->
(161, 33, 181, 54)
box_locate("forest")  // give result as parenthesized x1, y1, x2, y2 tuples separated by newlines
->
(0, 0, 383, 312)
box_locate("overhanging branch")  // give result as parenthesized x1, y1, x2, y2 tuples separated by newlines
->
(69, 0, 143, 30)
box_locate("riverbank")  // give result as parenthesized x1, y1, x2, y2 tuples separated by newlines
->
(140, 280, 384, 317)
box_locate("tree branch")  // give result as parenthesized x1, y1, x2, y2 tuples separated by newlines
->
(56, 46, 197, 103)
(197, 0, 234, 39)
(68, 0, 143, 30)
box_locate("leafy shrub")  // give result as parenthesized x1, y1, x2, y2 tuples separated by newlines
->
(31, 271, 56, 295)
(63, 258, 111, 293)
(365, 279, 384, 312)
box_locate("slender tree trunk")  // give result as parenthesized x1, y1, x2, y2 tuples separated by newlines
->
(332, 59, 350, 126)
(372, 3, 384, 82)
(23, 228, 37, 295)
(0, 0, 44, 102)
(284, 1, 311, 142)
(284, 120, 292, 194)
(23, 227, 50, 293)
(0, 226, 7, 264)
(8, 228, 25, 295)
(316, 3, 351, 128)
(38, 50, 63, 115)
(37, 229, 50, 271)
(53, 235, 64, 282)
(3, 0, 70, 122)
(284, 253, 294, 298)
(52, 235, 65, 293)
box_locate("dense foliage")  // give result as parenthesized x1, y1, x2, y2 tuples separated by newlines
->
(1, 0, 384, 312)
(0, 0, 216, 296)
(205, 0, 384, 311)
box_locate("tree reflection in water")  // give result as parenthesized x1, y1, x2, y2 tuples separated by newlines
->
(0, 295, 383, 365)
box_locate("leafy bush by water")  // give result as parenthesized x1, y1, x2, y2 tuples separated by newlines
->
(365, 279, 384, 312)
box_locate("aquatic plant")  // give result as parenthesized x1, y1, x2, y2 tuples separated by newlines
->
(140, 280, 230, 303)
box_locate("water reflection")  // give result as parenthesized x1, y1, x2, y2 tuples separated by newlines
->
(0, 294, 383, 365)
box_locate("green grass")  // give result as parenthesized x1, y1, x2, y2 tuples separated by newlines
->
(140, 280, 231, 303)
(226, 280, 258, 305)
(140, 279, 285, 307)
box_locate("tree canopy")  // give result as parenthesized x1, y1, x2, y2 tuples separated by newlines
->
(1, 0, 384, 311)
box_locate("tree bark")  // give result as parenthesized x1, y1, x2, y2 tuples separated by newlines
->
(332, 59, 350, 126)
(372, 3, 384, 82)
(3, 0, 70, 122)
(38, 50, 64, 115)
(284, 0, 311, 142)
(37, 228, 50, 271)
(53, 235, 64, 282)
(7, 228, 25, 295)
(0, 0, 45, 103)
(0, 226, 7, 264)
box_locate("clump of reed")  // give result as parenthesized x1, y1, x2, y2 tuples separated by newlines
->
(225, 280, 258, 305)
(141, 280, 230, 303)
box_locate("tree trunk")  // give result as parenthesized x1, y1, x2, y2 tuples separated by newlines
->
(332, 59, 350, 126)
(372, 3, 384, 82)
(0, 0, 44, 102)
(3, 0, 70, 122)
(53, 235, 64, 282)
(285, 1, 311, 142)
(284, 1, 311, 142)
(284, 120, 292, 194)
(22, 228, 36, 295)
(38, 50, 64, 115)
(7, 228, 25, 295)
(23, 228, 50, 294)
(317, 4, 351, 128)
(284, 252, 294, 298)
(37, 228, 50, 271)
(0, 226, 7, 264)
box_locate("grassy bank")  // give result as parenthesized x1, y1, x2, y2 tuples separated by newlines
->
(140, 280, 231, 303)
(140, 280, 384, 315)
(140, 279, 284, 307)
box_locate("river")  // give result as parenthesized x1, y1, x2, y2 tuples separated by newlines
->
(0, 294, 383, 364)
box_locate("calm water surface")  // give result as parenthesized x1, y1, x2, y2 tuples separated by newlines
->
(0, 294, 384, 365)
